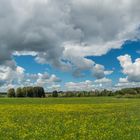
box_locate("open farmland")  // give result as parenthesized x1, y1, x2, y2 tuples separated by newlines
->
(0, 97, 140, 140)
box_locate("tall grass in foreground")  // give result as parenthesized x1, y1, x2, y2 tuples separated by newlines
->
(0, 97, 140, 140)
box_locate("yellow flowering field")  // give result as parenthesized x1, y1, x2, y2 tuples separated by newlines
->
(0, 97, 140, 140)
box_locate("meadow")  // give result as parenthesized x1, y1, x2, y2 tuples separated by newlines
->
(0, 97, 140, 140)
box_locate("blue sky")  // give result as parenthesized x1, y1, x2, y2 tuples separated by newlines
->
(87, 41, 140, 83)
(0, 0, 140, 91)
(12, 40, 140, 91)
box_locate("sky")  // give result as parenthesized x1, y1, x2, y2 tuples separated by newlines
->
(0, 0, 140, 91)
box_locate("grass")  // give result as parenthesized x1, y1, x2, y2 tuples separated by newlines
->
(0, 97, 140, 140)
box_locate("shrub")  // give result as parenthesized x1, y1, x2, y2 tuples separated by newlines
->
(33, 87, 45, 97)
(15, 86, 45, 98)
(52, 90, 58, 97)
(7, 88, 15, 97)
(26, 87, 34, 97)
(16, 87, 25, 97)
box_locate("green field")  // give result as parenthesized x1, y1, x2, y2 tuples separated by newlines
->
(0, 97, 140, 140)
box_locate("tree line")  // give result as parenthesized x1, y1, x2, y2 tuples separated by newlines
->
(47, 88, 140, 98)
(7, 87, 45, 97)
(7, 87, 140, 98)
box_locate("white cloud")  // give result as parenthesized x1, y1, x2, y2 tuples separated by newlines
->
(115, 81, 140, 88)
(65, 80, 94, 91)
(104, 70, 113, 75)
(0, 65, 25, 83)
(0, 0, 140, 89)
(95, 77, 112, 84)
(119, 77, 128, 83)
(47, 84, 61, 91)
(0, 0, 140, 72)
(36, 73, 61, 87)
(0, 70, 61, 91)
(118, 54, 140, 82)
(65, 78, 113, 91)
(13, 51, 37, 56)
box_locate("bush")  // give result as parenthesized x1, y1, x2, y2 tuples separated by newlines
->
(25, 87, 34, 97)
(14, 86, 46, 98)
(7, 88, 15, 97)
(33, 87, 45, 97)
(16, 87, 25, 97)
(64, 91, 76, 97)
(52, 90, 58, 97)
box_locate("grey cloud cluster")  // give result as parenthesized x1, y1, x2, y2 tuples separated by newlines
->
(0, 0, 140, 88)
(92, 64, 113, 79)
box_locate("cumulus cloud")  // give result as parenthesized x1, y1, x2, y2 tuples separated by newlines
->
(47, 84, 61, 91)
(118, 54, 140, 82)
(0, 70, 61, 91)
(36, 73, 61, 86)
(0, 0, 140, 89)
(115, 81, 140, 89)
(92, 64, 113, 79)
(65, 80, 94, 91)
(119, 77, 128, 83)
(0, 0, 140, 67)
(0, 65, 25, 84)
(94, 77, 112, 89)
(65, 78, 112, 91)
(95, 77, 112, 84)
